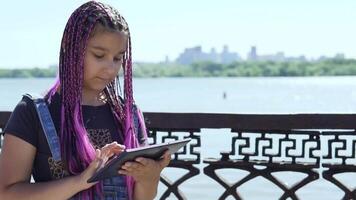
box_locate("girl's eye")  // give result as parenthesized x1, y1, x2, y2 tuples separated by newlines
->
(114, 56, 122, 62)
(94, 54, 104, 59)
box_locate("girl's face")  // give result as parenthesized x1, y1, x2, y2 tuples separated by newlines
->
(83, 26, 127, 94)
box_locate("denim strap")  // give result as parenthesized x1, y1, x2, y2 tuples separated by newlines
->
(25, 94, 62, 162)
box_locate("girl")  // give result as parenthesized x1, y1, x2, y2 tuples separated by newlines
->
(0, 1, 170, 200)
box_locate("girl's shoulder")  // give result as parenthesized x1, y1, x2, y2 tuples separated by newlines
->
(3, 94, 42, 147)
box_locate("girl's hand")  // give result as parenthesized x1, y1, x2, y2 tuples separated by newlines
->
(118, 150, 171, 185)
(77, 142, 126, 190)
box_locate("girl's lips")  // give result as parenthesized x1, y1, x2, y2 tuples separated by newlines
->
(97, 77, 110, 81)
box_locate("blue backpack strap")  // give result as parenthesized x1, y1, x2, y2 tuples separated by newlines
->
(24, 93, 62, 162)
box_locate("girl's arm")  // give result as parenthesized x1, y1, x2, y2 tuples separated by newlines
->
(0, 134, 123, 200)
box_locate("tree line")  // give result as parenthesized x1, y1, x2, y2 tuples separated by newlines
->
(1, 59, 356, 78)
(133, 59, 356, 77)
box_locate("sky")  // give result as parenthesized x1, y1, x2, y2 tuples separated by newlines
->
(0, 0, 355, 68)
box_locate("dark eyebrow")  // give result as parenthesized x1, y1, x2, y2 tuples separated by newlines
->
(91, 46, 108, 52)
(91, 46, 126, 55)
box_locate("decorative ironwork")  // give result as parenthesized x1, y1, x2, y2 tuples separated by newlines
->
(2, 112, 356, 199)
(322, 130, 356, 200)
(148, 128, 201, 164)
(226, 130, 320, 165)
(204, 130, 320, 200)
(148, 128, 201, 200)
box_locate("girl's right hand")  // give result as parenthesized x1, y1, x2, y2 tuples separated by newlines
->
(77, 142, 126, 190)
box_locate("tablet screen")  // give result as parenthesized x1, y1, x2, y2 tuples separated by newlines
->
(87, 138, 191, 183)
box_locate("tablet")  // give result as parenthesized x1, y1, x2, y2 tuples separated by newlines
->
(87, 138, 191, 183)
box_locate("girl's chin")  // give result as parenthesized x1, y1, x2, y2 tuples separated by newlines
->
(83, 86, 107, 93)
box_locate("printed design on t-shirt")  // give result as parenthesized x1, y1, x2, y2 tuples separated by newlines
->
(48, 157, 69, 179)
(87, 129, 113, 149)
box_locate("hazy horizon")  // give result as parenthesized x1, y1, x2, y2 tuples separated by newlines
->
(1, 0, 356, 69)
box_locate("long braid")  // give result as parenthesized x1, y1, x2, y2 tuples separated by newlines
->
(122, 32, 141, 199)
(99, 5, 140, 198)
(45, 1, 142, 199)
(47, 2, 111, 199)
(60, 4, 102, 199)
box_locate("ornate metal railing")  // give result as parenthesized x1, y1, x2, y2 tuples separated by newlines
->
(2, 111, 356, 200)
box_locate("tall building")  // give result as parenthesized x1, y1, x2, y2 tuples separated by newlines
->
(209, 48, 219, 63)
(175, 46, 205, 65)
(247, 46, 257, 60)
(176, 45, 241, 65)
(246, 46, 307, 62)
(221, 45, 241, 64)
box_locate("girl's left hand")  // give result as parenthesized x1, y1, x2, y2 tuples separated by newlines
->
(118, 150, 171, 184)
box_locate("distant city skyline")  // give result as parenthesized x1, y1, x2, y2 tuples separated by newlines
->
(170, 45, 346, 65)
(1, 0, 356, 68)
(174, 45, 241, 65)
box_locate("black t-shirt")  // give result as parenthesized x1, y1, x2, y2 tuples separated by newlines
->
(3, 93, 145, 182)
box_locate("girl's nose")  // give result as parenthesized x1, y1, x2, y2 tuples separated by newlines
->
(104, 60, 120, 73)
(105, 60, 116, 69)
